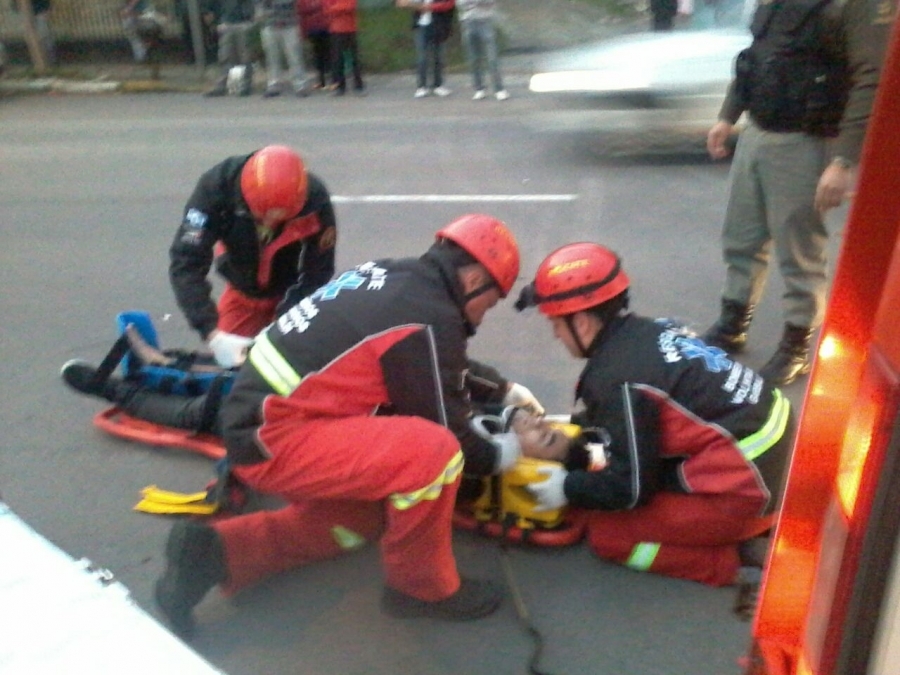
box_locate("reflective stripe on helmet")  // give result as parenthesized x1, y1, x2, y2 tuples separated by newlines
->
(389, 450, 464, 511)
(532, 258, 623, 306)
(530, 243, 631, 317)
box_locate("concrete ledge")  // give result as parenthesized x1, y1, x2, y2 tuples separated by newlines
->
(0, 77, 121, 93)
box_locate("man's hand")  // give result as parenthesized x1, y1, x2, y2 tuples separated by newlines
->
(526, 464, 569, 512)
(503, 382, 545, 416)
(814, 160, 856, 213)
(707, 120, 735, 160)
(207, 330, 254, 368)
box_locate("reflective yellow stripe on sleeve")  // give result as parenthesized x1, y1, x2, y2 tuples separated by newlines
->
(390, 450, 464, 511)
(738, 389, 791, 462)
(625, 542, 661, 571)
(248, 332, 302, 396)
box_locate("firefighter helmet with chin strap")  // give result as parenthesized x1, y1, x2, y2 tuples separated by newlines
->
(240, 145, 308, 223)
(524, 242, 630, 317)
(436, 214, 520, 297)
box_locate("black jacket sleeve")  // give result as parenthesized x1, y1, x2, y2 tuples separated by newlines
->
(169, 164, 229, 340)
(566, 383, 661, 510)
(380, 325, 500, 477)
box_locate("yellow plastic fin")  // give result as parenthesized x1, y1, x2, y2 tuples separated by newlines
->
(133, 485, 219, 516)
(139, 485, 210, 504)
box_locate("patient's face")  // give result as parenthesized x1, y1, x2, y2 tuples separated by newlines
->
(510, 409, 570, 462)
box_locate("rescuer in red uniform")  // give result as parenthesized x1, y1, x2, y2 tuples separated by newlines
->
(517, 242, 795, 587)
(170, 144, 337, 368)
(155, 214, 546, 638)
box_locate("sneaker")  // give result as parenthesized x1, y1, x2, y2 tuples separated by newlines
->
(295, 86, 310, 98)
(354, 85, 367, 97)
(332, 87, 346, 97)
(433, 86, 452, 97)
(472, 89, 487, 100)
(155, 521, 227, 640)
(414, 87, 430, 98)
(380, 577, 502, 621)
(495, 89, 509, 101)
(262, 88, 281, 98)
(60, 359, 110, 399)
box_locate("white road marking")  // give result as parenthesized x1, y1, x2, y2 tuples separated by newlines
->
(331, 194, 578, 204)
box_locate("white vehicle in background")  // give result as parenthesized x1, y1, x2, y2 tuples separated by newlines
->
(527, 0, 755, 153)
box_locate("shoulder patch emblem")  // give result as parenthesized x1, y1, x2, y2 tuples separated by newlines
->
(318, 226, 336, 250)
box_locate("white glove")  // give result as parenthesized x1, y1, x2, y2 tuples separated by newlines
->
(493, 431, 522, 473)
(208, 330, 254, 368)
(527, 465, 569, 512)
(503, 382, 545, 416)
(471, 411, 521, 473)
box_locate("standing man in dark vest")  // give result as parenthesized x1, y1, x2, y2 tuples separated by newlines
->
(703, 0, 894, 386)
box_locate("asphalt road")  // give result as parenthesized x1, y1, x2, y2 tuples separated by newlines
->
(0, 86, 846, 675)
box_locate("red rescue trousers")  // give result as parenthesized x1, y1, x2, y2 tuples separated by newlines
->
(219, 415, 464, 601)
(584, 492, 774, 587)
(216, 284, 280, 338)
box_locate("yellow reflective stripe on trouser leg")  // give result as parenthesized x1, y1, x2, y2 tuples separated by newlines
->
(389, 450, 464, 511)
(331, 525, 367, 550)
(626, 542, 661, 572)
(738, 389, 791, 462)
(248, 332, 302, 396)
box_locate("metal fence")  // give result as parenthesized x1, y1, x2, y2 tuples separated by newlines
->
(0, 0, 394, 41)
(0, 0, 181, 41)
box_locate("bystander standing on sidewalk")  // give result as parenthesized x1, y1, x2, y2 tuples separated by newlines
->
(324, 0, 365, 96)
(257, 0, 310, 97)
(397, 0, 455, 99)
(204, 0, 256, 96)
(457, 0, 507, 101)
(121, 0, 150, 62)
(32, 0, 56, 65)
(298, 0, 331, 90)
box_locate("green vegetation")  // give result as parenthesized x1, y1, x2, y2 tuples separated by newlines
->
(358, 6, 467, 74)
(579, 0, 643, 18)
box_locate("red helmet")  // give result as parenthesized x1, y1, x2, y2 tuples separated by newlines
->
(531, 243, 630, 317)
(436, 214, 520, 297)
(240, 145, 308, 221)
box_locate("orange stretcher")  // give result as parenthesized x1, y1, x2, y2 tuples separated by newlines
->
(94, 405, 586, 546)
(93, 406, 226, 461)
(452, 508, 587, 547)
(451, 457, 588, 547)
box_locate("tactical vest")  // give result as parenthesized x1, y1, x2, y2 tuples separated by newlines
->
(735, 0, 850, 136)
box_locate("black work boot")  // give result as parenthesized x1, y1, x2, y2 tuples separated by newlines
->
(381, 577, 502, 621)
(702, 299, 755, 353)
(60, 359, 117, 400)
(155, 520, 227, 640)
(759, 324, 815, 386)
